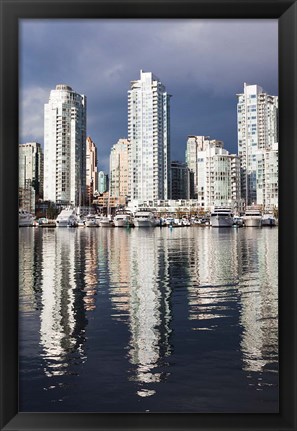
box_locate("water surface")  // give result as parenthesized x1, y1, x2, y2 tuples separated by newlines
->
(19, 227, 278, 412)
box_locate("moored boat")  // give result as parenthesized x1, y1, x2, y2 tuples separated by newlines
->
(133, 210, 157, 227)
(85, 214, 98, 227)
(210, 207, 233, 227)
(243, 207, 262, 227)
(113, 210, 134, 227)
(99, 216, 114, 227)
(19, 209, 34, 227)
(261, 213, 277, 227)
(56, 207, 78, 227)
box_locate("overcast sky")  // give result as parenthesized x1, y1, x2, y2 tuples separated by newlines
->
(20, 19, 278, 173)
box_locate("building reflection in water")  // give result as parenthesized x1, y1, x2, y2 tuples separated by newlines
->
(81, 228, 99, 311)
(19, 228, 40, 314)
(108, 228, 173, 398)
(187, 229, 241, 326)
(186, 228, 278, 386)
(107, 229, 131, 323)
(38, 229, 88, 378)
(19, 227, 278, 410)
(237, 228, 278, 386)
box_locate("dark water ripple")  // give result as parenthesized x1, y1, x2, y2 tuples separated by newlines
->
(19, 227, 278, 412)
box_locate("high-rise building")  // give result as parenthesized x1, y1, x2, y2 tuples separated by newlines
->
(110, 138, 130, 198)
(86, 136, 98, 203)
(98, 171, 109, 194)
(185, 137, 241, 210)
(237, 83, 278, 206)
(44, 84, 87, 205)
(185, 136, 224, 199)
(170, 161, 192, 200)
(19, 142, 44, 213)
(128, 70, 171, 201)
(256, 142, 278, 210)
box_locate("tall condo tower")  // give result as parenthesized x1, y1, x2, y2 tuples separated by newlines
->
(237, 83, 278, 206)
(128, 70, 171, 201)
(44, 84, 87, 205)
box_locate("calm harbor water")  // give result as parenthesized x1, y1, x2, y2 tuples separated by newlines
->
(19, 226, 278, 413)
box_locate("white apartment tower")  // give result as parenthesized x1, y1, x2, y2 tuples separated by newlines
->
(110, 138, 130, 198)
(237, 83, 278, 206)
(128, 70, 171, 201)
(185, 136, 224, 199)
(256, 142, 278, 210)
(185, 136, 241, 210)
(44, 84, 87, 205)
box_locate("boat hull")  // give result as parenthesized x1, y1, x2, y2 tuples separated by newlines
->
(113, 215, 133, 227)
(133, 219, 155, 227)
(56, 218, 78, 227)
(261, 218, 276, 227)
(56, 220, 69, 227)
(19, 210, 34, 227)
(114, 220, 133, 227)
(211, 216, 233, 227)
(19, 220, 34, 227)
(85, 221, 98, 227)
(244, 217, 262, 227)
(99, 219, 114, 227)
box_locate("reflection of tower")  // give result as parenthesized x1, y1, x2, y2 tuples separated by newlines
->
(19, 228, 35, 313)
(108, 229, 131, 322)
(127, 229, 172, 398)
(19, 228, 44, 312)
(81, 228, 99, 311)
(187, 229, 240, 325)
(39, 229, 87, 377)
(237, 229, 278, 382)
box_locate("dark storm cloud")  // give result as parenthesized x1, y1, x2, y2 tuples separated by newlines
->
(20, 19, 278, 172)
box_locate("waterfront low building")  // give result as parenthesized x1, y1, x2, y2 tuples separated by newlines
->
(128, 199, 212, 216)
(93, 192, 126, 215)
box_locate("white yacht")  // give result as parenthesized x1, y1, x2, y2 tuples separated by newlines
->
(113, 210, 134, 227)
(133, 210, 157, 227)
(99, 215, 114, 227)
(243, 207, 262, 227)
(19, 209, 34, 227)
(210, 207, 233, 227)
(85, 214, 98, 227)
(56, 207, 78, 227)
(261, 213, 277, 227)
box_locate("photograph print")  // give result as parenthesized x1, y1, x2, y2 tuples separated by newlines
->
(19, 18, 279, 413)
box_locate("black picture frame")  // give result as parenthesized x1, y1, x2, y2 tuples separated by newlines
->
(0, 0, 296, 430)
